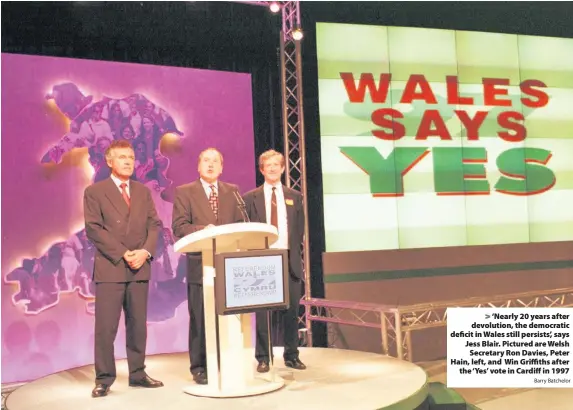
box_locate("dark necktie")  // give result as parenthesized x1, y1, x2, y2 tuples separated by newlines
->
(270, 187, 278, 228)
(209, 184, 218, 220)
(120, 183, 130, 208)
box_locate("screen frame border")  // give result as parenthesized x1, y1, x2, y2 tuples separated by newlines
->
(214, 248, 290, 316)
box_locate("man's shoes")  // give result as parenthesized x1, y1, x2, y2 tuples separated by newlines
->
(257, 361, 270, 373)
(129, 375, 164, 388)
(192, 371, 208, 385)
(285, 357, 306, 370)
(91, 383, 110, 398)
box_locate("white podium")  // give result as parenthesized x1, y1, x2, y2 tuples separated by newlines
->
(173, 222, 285, 398)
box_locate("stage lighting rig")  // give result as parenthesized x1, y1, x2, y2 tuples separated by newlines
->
(269, 1, 281, 13)
(292, 26, 303, 40)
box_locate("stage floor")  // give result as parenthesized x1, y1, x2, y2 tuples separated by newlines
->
(6, 347, 428, 410)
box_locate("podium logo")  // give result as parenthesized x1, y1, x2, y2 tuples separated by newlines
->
(234, 278, 277, 294)
(232, 265, 276, 278)
(231, 264, 279, 299)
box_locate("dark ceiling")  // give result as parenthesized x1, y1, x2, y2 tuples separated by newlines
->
(2, 2, 572, 67)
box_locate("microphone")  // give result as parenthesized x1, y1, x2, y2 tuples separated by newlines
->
(233, 190, 250, 222)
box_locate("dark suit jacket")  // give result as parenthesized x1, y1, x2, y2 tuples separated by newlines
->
(83, 177, 162, 283)
(171, 179, 244, 284)
(242, 185, 305, 280)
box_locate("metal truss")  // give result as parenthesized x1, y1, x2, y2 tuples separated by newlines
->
(396, 287, 573, 361)
(279, 1, 305, 193)
(235, 1, 311, 346)
(302, 287, 573, 362)
(277, 1, 312, 345)
(302, 298, 401, 356)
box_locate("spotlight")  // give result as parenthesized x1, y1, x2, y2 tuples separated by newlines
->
(292, 28, 303, 41)
(269, 2, 280, 13)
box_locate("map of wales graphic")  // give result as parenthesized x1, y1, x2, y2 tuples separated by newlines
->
(5, 82, 190, 322)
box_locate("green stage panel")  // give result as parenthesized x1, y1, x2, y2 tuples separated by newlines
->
(316, 22, 573, 253)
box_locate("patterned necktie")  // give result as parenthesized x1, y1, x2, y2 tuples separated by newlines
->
(120, 183, 130, 208)
(270, 187, 278, 228)
(209, 184, 218, 220)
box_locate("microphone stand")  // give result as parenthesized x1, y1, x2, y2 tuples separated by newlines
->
(233, 190, 250, 223)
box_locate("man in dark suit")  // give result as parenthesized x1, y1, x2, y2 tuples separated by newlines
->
(171, 147, 244, 385)
(242, 149, 307, 373)
(83, 139, 164, 398)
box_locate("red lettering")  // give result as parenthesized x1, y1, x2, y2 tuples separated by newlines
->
(483, 78, 512, 107)
(520, 79, 549, 108)
(497, 111, 526, 142)
(371, 108, 405, 140)
(455, 110, 488, 140)
(415, 110, 452, 140)
(340, 73, 391, 103)
(400, 74, 437, 104)
(446, 76, 474, 105)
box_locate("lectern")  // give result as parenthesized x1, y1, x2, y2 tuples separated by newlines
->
(173, 222, 285, 398)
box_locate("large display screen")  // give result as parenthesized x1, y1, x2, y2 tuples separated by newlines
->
(316, 23, 573, 252)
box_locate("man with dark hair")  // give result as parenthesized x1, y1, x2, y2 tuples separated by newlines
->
(171, 147, 244, 385)
(84, 139, 164, 398)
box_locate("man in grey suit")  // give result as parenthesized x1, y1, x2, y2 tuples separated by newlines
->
(171, 147, 244, 385)
(83, 139, 164, 398)
(242, 149, 307, 373)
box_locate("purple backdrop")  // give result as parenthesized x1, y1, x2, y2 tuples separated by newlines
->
(1, 53, 256, 383)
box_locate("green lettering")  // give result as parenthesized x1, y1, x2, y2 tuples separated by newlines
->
(340, 147, 428, 196)
(433, 147, 490, 195)
(495, 148, 555, 195)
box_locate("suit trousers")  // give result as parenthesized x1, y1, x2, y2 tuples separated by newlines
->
(187, 282, 206, 374)
(255, 274, 302, 362)
(94, 281, 149, 385)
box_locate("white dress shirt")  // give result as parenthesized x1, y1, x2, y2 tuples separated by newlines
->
(110, 174, 130, 197)
(200, 178, 218, 199)
(264, 182, 289, 249)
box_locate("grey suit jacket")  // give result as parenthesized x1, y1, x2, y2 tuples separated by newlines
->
(242, 185, 305, 280)
(83, 177, 162, 283)
(171, 179, 244, 284)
